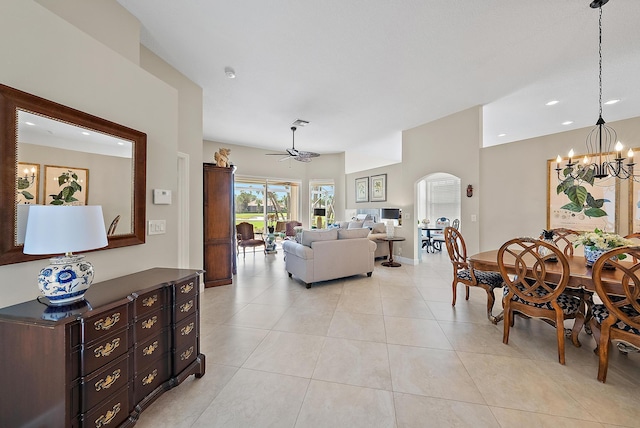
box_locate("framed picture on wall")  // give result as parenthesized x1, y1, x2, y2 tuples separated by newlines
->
(547, 157, 618, 232)
(370, 173, 387, 202)
(45, 165, 89, 206)
(16, 162, 39, 204)
(355, 177, 369, 202)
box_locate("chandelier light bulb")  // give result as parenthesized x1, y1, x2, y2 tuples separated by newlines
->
(556, 155, 562, 163)
(568, 149, 574, 159)
(628, 148, 634, 159)
(615, 141, 624, 152)
(583, 156, 589, 164)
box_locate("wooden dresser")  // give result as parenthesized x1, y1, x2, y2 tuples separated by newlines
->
(0, 268, 205, 428)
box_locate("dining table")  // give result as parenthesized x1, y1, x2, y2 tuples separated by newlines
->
(420, 226, 443, 253)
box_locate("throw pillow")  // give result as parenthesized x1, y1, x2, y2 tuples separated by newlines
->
(338, 221, 350, 229)
(301, 229, 338, 247)
(362, 220, 375, 230)
(371, 222, 386, 234)
(347, 220, 364, 229)
(338, 228, 370, 239)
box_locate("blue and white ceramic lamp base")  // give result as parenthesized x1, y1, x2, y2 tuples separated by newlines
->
(38, 254, 95, 305)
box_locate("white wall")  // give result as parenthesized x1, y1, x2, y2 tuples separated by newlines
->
(0, 0, 182, 307)
(203, 142, 346, 228)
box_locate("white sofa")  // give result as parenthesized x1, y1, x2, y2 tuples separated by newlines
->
(334, 220, 389, 259)
(282, 228, 376, 288)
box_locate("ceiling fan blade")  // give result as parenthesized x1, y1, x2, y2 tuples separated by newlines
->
(286, 148, 298, 156)
(278, 156, 293, 162)
(297, 151, 320, 158)
(266, 152, 288, 156)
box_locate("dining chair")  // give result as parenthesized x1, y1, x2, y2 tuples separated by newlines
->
(590, 246, 640, 382)
(498, 237, 584, 364)
(431, 217, 450, 251)
(452, 219, 460, 230)
(236, 222, 266, 258)
(444, 227, 505, 323)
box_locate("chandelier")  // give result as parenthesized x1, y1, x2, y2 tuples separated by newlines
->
(556, 0, 635, 181)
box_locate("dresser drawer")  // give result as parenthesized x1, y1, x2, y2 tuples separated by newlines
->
(135, 288, 166, 318)
(81, 353, 130, 413)
(83, 385, 130, 428)
(133, 354, 170, 404)
(175, 277, 197, 303)
(135, 330, 168, 371)
(83, 328, 130, 375)
(174, 314, 198, 351)
(174, 295, 198, 323)
(83, 304, 129, 344)
(174, 343, 197, 375)
(135, 309, 167, 342)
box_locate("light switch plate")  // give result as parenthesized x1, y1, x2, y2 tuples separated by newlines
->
(148, 219, 166, 235)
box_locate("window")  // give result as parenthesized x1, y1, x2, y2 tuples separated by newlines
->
(418, 173, 461, 224)
(234, 177, 300, 233)
(310, 180, 335, 227)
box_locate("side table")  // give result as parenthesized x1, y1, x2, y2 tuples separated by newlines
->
(380, 236, 406, 267)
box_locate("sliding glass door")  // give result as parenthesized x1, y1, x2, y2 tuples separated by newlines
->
(234, 177, 300, 233)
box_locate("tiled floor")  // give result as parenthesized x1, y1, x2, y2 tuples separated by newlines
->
(136, 250, 640, 427)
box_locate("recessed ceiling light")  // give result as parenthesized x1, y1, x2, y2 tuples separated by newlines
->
(224, 67, 236, 79)
(546, 100, 559, 106)
(604, 99, 620, 105)
(81, 131, 90, 136)
(498, 133, 506, 137)
(25, 121, 35, 126)
(562, 121, 573, 125)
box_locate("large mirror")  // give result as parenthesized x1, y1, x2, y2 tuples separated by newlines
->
(0, 84, 146, 265)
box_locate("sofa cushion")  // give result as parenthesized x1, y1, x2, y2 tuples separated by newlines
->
(301, 229, 338, 247)
(348, 221, 364, 229)
(338, 228, 370, 239)
(337, 221, 350, 229)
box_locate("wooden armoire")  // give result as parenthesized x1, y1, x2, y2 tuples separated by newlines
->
(203, 163, 235, 287)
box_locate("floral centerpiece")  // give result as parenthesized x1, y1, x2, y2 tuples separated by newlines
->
(574, 228, 633, 267)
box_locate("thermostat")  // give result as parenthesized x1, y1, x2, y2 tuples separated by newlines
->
(153, 189, 172, 205)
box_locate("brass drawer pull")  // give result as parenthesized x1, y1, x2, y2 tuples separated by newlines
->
(94, 338, 121, 358)
(95, 369, 121, 392)
(142, 294, 158, 307)
(94, 313, 120, 331)
(181, 322, 195, 336)
(141, 316, 157, 329)
(95, 402, 121, 427)
(180, 346, 194, 361)
(142, 369, 158, 386)
(180, 300, 194, 313)
(180, 282, 194, 294)
(142, 340, 159, 356)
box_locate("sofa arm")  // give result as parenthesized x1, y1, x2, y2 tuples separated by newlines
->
(282, 240, 314, 260)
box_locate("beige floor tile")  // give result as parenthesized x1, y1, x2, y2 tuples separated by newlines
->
(200, 324, 269, 366)
(243, 330, 325, 377)
(292, 292, 341, 311)
(439, 321, 526, 357)
(192, 368, 309, 428)
(272, 305, 335, 336)
(313, 337, 392, 390)
(327, 311, 387, 342)
(342, 280, 381, 297)
(200, 302, 247, 325)
(381, 296, 435, 319)
(135, 364, 238, 428)
(387, 344, 485, 404)
(490, 407, 606, 428)
(249, 287, 302, 306)
(385, 316, 453, 349)
(427, 300, 496, 324)
(380, 284, 424, 300)
(417, 285, 455, 302)
(336, 293, 384, 315)
(224, 302, 288, 329)
(394, 392, 500, 428)
(457, 352, 597, 420)
(296, 380, 396, 428)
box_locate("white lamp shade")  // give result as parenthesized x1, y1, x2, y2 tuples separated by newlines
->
(23, 205, 108, 255)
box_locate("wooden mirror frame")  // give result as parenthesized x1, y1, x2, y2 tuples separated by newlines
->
(0, 84, 146, 265)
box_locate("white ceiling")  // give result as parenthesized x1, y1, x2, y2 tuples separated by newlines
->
(117, 0, 640, 173)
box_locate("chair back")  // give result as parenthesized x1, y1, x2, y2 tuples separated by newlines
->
(592, 246, 640, 333)
(435, 217, 450, 228)
(540, 228, 579, 256)
(444, 227, 467, 269)
(452, 219, 460, 230)
(236, 222, 255, 240)
(498, 237, 570, 306)
(285, 221, 302, 237)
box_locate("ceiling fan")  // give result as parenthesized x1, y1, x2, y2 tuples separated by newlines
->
(266, 125, 320, 163)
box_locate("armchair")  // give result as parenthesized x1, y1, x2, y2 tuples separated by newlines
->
(236, 222, 266, 258)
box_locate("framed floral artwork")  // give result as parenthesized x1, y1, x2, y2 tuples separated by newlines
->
(370, 174, 387, 202)
(45, 165, 89, 206)
(355, 177, 369, 203)
(547, 157, 618, 232)
(16, 162, 39, 204)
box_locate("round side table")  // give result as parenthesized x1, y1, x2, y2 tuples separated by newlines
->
(380, 236, 406, 267)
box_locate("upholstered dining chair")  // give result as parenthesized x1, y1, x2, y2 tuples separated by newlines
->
(498, 237, 584, 364)
(431, 217, 450, 251)
(236, 222, 266, 258)
(285, 221, 303, 239)
(444, 227, 505, 323)
(590, 246, 640, 383)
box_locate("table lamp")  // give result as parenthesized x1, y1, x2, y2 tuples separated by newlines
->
(313, 208, 326, 229)
(23, 205, 108, 305)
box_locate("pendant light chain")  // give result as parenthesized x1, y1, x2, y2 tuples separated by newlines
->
(598, 6, 603, 118)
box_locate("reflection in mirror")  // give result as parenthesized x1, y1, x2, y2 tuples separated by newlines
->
(0, 83, 146, 266)
(16, 111, 135, 244)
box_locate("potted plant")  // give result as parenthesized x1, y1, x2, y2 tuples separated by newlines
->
(267, 213, 276, 234)
(574, 228, 633, 267)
